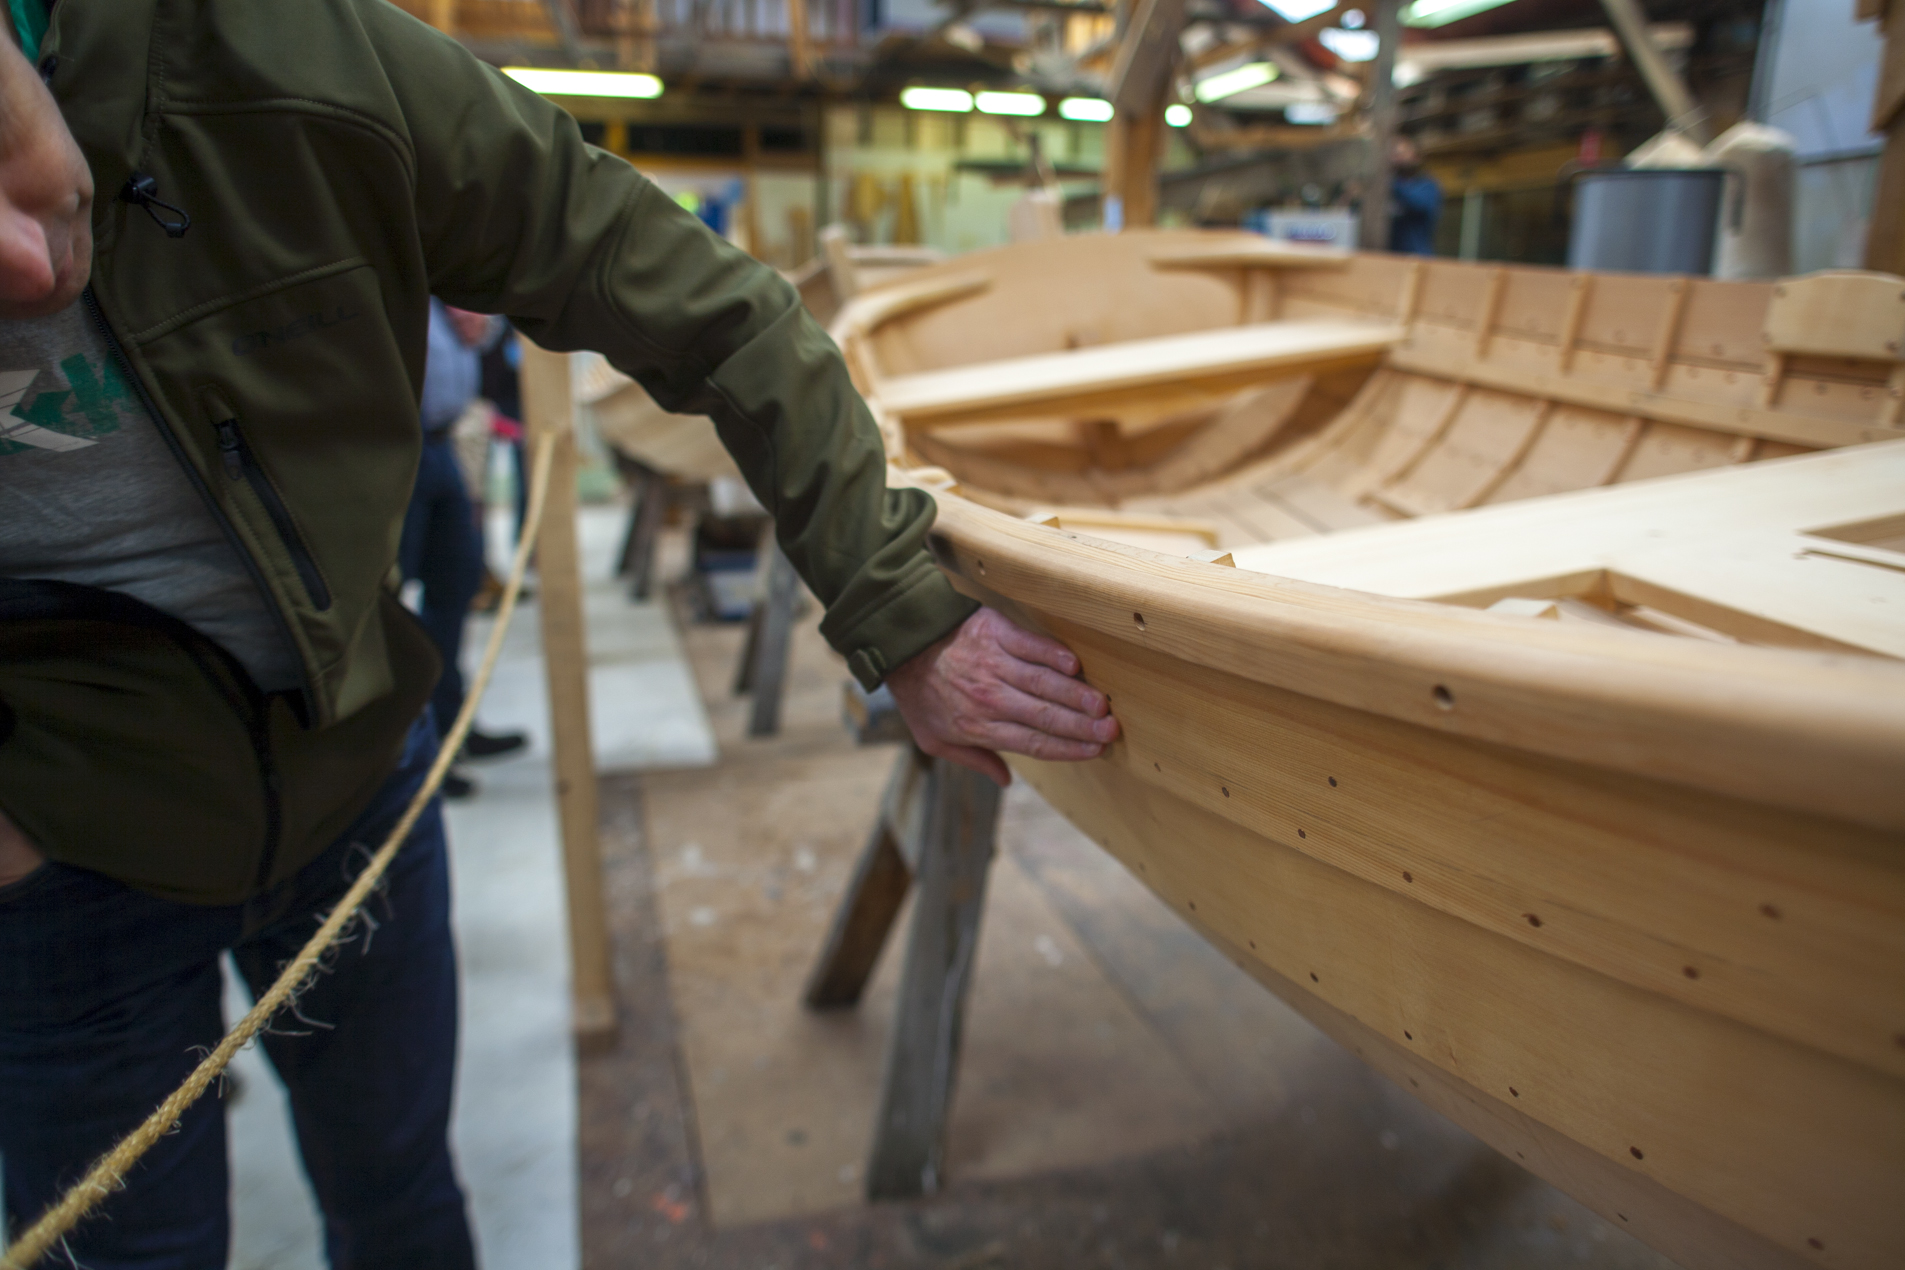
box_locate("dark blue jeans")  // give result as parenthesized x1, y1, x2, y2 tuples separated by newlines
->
(400, 434, 485, 743)
(0, 715, 476, 1270)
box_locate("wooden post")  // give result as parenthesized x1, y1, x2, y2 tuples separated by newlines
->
(865, 759, 1003, 1199)
(787, 0, 811, 79)
(1103, 0, 1186, 230)
(803, 743, 1007, 1199)
(804, 747, 930, 1007)
(740, 540, 800, 737)
(1359, 0, 1402, 251)
(1865, 0, 1905, 274)
(518, 341, 619, 1042)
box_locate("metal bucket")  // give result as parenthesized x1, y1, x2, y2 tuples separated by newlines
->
(1567, 168, 1727, 275)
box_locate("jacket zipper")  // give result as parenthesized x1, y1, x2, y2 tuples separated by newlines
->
(211, 414, 334, 610)
(81, 287, 297, 889)
(80, 288, 317, 702)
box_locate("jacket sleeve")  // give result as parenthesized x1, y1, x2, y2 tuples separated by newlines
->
(362, 4, 976, 687)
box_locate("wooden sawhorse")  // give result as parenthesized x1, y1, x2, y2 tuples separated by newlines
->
(614, 455, 798, 737)
(803, 734, 1004, 1199)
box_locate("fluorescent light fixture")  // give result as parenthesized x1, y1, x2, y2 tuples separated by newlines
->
(1058, 97, 1115, 122)
(1402, 0, 1521, 28)
(1318, 27, 1380, 61)
(900, 86, 974, 112)
(975, 91, 1046, 117)
(502, 67, 662, 98)
(1255, 0, 1336, 20)
(1165, 103, 1193, 127)
(1285, 101, 1339, 124)
(1194, 62, 1281, 103)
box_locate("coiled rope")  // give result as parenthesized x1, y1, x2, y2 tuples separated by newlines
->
(1, 428, 558, 1270)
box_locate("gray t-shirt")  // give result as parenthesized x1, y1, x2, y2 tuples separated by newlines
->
(0, 302, 302, 691)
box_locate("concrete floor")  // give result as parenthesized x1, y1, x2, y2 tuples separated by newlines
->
(577, 553, 1685, 1270)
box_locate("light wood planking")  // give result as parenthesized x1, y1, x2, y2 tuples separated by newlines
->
(519, 342, 617, 1039)
(878, 321, 1401, 428)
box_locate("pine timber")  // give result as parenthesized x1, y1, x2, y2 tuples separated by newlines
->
(834, 230, 1905, 1267)
(519, 340, 618, 1040)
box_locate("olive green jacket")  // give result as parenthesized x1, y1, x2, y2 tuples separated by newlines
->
(0, 0, 973, 902)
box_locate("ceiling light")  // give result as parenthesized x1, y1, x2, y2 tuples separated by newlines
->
(1058, 97, 1115, 122)
(900, 86, 975, 112)
(1165, 104, 1193, 127)
(502, 68, 662, 98)
(1402, 0, 1522, 28)
(976, 91, 1046, 117)
(1194, 62, 1281, 103)
(1255, 0, 1337, 20)
(1318, 28, 1380, 61)
(1285, 101, 1339, 124)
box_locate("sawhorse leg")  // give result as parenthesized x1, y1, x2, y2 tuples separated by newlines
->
(614, 456, 672, 601)
(803, 743, 1004, 1199)
(732, 537, 799, 738)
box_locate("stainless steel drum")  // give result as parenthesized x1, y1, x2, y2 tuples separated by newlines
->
(1568, 168, 1726, 274)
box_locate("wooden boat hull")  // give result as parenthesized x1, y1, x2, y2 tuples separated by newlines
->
(920, 478, 1905, 1270)
(839, 231, 1905, 1263)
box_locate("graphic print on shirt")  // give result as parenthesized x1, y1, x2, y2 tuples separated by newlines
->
(0, 350, 137, 455)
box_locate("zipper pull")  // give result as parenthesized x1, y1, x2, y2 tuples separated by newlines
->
(119, 173, 192, 239)
(215, 420, 245, 479)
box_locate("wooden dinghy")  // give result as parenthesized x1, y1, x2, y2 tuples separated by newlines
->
(844, 242, 1905, 1269)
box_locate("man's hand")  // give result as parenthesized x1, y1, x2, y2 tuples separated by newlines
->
(0, 808, 44, 889)
(884, 606, 1119, 786)
(444, 306, 493, 348)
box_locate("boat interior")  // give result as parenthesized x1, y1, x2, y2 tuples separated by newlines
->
(836, 231, 1905, 660)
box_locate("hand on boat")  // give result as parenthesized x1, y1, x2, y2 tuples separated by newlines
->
(884, 606, 1120, 786)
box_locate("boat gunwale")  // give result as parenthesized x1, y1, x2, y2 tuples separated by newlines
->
(922, 480, 1905, 832)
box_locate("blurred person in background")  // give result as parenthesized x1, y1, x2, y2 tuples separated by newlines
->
(1388, 137, 1443, 256)
(406, 299, 528, 798)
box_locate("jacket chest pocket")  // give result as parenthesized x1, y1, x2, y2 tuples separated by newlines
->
(133, 262, 423, 674)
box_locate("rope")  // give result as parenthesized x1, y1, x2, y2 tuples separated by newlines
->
(1, 428, 559, 1270)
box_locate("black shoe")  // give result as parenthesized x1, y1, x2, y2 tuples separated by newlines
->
(462, 729, 528, 761)
(440, 769, 478, 800)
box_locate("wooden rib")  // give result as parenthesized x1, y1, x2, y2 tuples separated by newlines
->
(1462, 400, 1555, 508)
(1729, 435, 1762, 464)
(1649, 278, 1692, 391)
(1557, 273, 1593, 372)
(1396, 259, 1427, 327)
(1380, 382, 1471, 489)
(1474, 267, 1510, 360)
(1758, 350, 1787, 409)
(1884, 364, 1905, 429)
(1601, 416, 1647, 484)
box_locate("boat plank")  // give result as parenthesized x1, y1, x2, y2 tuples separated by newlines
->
(1017, 745, 1897, 1269)
(879, 322, 1402, 427)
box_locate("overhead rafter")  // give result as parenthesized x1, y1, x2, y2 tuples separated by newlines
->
(1596, 0, 1709, 144)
